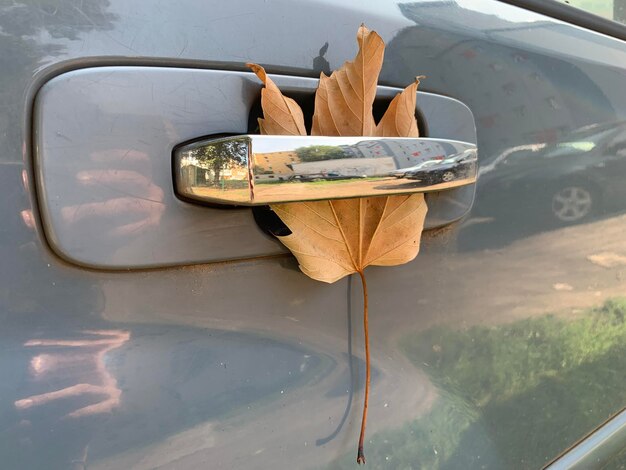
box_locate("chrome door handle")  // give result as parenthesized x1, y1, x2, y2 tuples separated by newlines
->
(174, 135, 477, 205)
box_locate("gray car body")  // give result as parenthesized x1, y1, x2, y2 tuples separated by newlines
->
(1, 1, 626, 469)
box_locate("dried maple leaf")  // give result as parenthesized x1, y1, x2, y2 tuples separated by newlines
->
(375, 76, 423, 137)
(248, 24, 427, 465)
(247, 63, 307, 136)
(271, 196, 426, 283)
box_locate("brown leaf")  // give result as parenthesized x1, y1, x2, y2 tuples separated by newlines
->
(375, 76, 422, 137)
(246, 63, 306, 136)
(252, 24, 428, 465)
(272, 194, 427, 283)
(311, 24, 384, 136)
(269, 29, 427, 284)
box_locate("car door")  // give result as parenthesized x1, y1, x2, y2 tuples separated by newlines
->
(1, 1, 626, 469)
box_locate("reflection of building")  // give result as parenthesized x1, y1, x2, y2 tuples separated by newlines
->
(344, 140, 447, 168)
(253, 151, 300, 176)
(292, 157, 395, 176)
(386, 2, 617, 163)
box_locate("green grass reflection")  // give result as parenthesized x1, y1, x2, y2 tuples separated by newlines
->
(332, 298, 626, 469)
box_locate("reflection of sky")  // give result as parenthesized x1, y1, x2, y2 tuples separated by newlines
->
(400, 1, 626, 69)
(456, 0, 542, 22)
(32, 0, 603, 70)
(491, 25, 626, 67)
(251, 135, 468, 154)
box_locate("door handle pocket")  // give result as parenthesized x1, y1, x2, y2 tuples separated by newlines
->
(35, 66, 476, 269)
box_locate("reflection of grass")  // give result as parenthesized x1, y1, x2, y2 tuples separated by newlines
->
(407, 299, 626, 409)
(329, 394, 485, 469)
(330, 299, 626, 469)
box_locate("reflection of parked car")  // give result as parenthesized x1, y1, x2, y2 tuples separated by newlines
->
(293, 173, 366, 182)
(392, 150, 475, 184)
(476, 121, 626, 225)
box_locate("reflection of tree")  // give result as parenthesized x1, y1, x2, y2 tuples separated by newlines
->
(313, 42, 331, 75)
(617, 0, 626, 23)
(296, 145, 346, 162)
(0, 0, 116, 38)
(0, 0, 118, 308)
(191, 139, 248, 184)
(0, 0, 117, 163)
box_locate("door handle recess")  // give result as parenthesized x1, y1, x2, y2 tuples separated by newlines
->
(175, 135, 478, 205)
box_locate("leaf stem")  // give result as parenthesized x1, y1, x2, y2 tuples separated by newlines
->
(356, 269, 370, 465)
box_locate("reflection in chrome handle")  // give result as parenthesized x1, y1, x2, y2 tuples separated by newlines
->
(174, 135, 478, 206)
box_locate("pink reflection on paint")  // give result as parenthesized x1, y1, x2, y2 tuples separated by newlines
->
(15, 330, 130, 418)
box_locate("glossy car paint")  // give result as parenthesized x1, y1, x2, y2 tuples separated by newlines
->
(1, 1, 625, 469)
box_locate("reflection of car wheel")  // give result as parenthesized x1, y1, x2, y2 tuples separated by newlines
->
(441, 170, 455, 183)
(550, 185, 595, 223)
